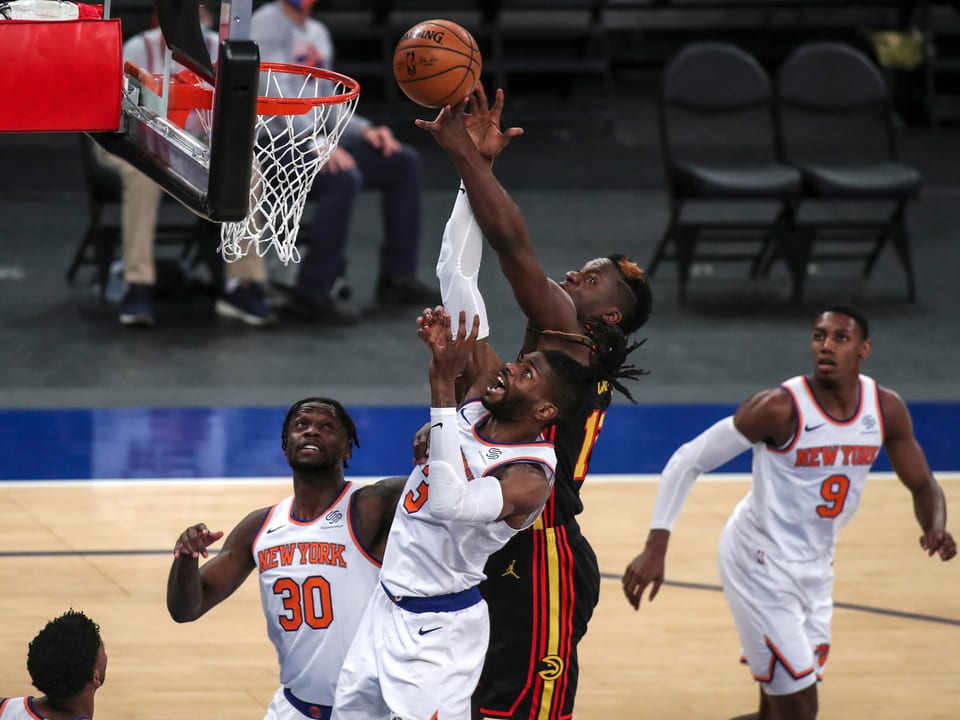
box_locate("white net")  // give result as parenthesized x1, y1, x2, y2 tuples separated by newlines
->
(219, 64, 360, 265)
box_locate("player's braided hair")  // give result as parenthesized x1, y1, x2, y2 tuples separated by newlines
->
(537, 319, 648, 403)
(583, 318, 647, 403)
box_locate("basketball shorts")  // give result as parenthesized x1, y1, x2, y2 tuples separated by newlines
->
(475, 519, 601, 719)
(717, 518, 834, 697)
(333, 584, 489, 720)
(264, 687, 332, 720)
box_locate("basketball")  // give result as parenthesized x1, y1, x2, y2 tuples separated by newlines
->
(393, 19, 482, 108)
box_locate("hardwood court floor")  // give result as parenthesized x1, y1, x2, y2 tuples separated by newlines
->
(0, 476, 957, 720)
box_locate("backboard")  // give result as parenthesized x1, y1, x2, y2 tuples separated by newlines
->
(89, 0, 260, 222)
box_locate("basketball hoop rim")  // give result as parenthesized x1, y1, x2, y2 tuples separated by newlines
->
(124, 61, 361, 117)
(257, 63, 360, 115)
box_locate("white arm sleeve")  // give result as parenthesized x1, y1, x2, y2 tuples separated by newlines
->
(427, 407, 503, 522)
(436, 184, 489, 339)
(650, 416, 754, 531)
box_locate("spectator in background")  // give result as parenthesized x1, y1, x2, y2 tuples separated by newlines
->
(93, 2, 275, 328)
(251, 0, 441, 326)
(0, 609, 107, 720)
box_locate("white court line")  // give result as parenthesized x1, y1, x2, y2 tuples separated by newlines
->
(1, 472, 958, 488)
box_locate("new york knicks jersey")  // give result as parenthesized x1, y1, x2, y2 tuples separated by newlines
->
(252, 483, 381, 705)
(380, 399, 557, 598)
(0, 698, 38, 720)
(730, 374, 885, 562)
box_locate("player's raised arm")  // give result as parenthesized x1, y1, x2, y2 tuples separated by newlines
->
(879, 387, 956, 561)
(622, 389, 793, 610)
(417, 93, 575, 334)
(166, 509, 264, 622)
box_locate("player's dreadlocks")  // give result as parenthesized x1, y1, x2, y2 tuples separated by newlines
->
(535, 319, 648, 403)
(583, 318, 647, 403)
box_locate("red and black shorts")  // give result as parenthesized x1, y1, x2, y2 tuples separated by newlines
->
(475, 518, 601, 720)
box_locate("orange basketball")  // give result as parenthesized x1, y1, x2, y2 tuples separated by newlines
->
(393, 19, 482, 108)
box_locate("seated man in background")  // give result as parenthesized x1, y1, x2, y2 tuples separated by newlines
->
(251, 0, 440, 326)
(93, 1, 274, 328)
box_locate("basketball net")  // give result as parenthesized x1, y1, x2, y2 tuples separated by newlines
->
(218, 64, 360, 264)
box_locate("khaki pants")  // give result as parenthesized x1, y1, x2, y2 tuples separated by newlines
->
(91, 143, 265, 286)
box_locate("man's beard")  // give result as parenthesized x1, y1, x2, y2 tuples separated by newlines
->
(481, 393, 523, 421)
(288, 455, 340, 474)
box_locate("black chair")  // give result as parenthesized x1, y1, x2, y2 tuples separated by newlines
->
(775, 41, 922, 302)
(68, 135, 208, 298)
(649, 42, 803, 300)
(486, 0, 617, 127)
(66, 135, 124, 289)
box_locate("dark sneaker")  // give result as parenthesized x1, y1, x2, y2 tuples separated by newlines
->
(216, 282, 277, 326)
(119, 283, 155, 327)
(287, 292, 363, 327)
(330, 273, 353, 302)
(376, 276, 442, 307)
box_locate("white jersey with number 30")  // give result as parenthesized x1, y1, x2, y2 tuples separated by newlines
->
(731, 374, 885, 562)
(380, 399, 557, 598)
(252, 483, 381, 706)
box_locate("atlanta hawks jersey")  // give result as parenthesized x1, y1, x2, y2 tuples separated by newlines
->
(252, 483, 381, 705)
(380, 399, 557, 598)
(543, 377, 612, 526)
(0, 698, 39, 720)
(730, 374, 885, 562)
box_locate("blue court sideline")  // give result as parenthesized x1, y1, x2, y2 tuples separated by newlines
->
(2, 402, 958, 480)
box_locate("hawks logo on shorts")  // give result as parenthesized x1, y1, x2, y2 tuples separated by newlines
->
(538, 655, 565, 680)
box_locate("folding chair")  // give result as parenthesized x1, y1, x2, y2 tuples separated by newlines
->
(650, 42, 802, 300)
(67, 135, 208, 298)
(775, 41, 922, 302)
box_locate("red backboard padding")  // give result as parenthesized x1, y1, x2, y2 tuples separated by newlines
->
(0, 19, 122, 132)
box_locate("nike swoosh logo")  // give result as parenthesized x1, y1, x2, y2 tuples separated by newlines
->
(418, 626, 442, 636)
(804, 423, 825, 432)
(265, 525, 286, 534)
(431, 422, 443, 429)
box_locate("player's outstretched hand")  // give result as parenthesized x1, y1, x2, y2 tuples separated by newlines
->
(622, 544, 667, 611)
(174, 523, 224, 560)
(414, 98, 474, 157)
(421, 310, 480, 379)
(920, 528, 957, 561)
(416, 305, 445, 336)
(463, 86, 524, 164)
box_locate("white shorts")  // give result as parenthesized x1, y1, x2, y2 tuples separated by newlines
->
(717, 518, 834, 696)
(333, 585, 489, 720)
(264, 686, 332, 720)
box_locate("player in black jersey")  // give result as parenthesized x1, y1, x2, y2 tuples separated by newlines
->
(418, 86, 653, 720)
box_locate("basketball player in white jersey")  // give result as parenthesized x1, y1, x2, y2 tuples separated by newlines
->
(622, 305, 956, 720)
(166, 398, 405, 720)
(333, 308, 596, 720)
(418, 86, 650, 720)
(1, 610, 107, 720)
